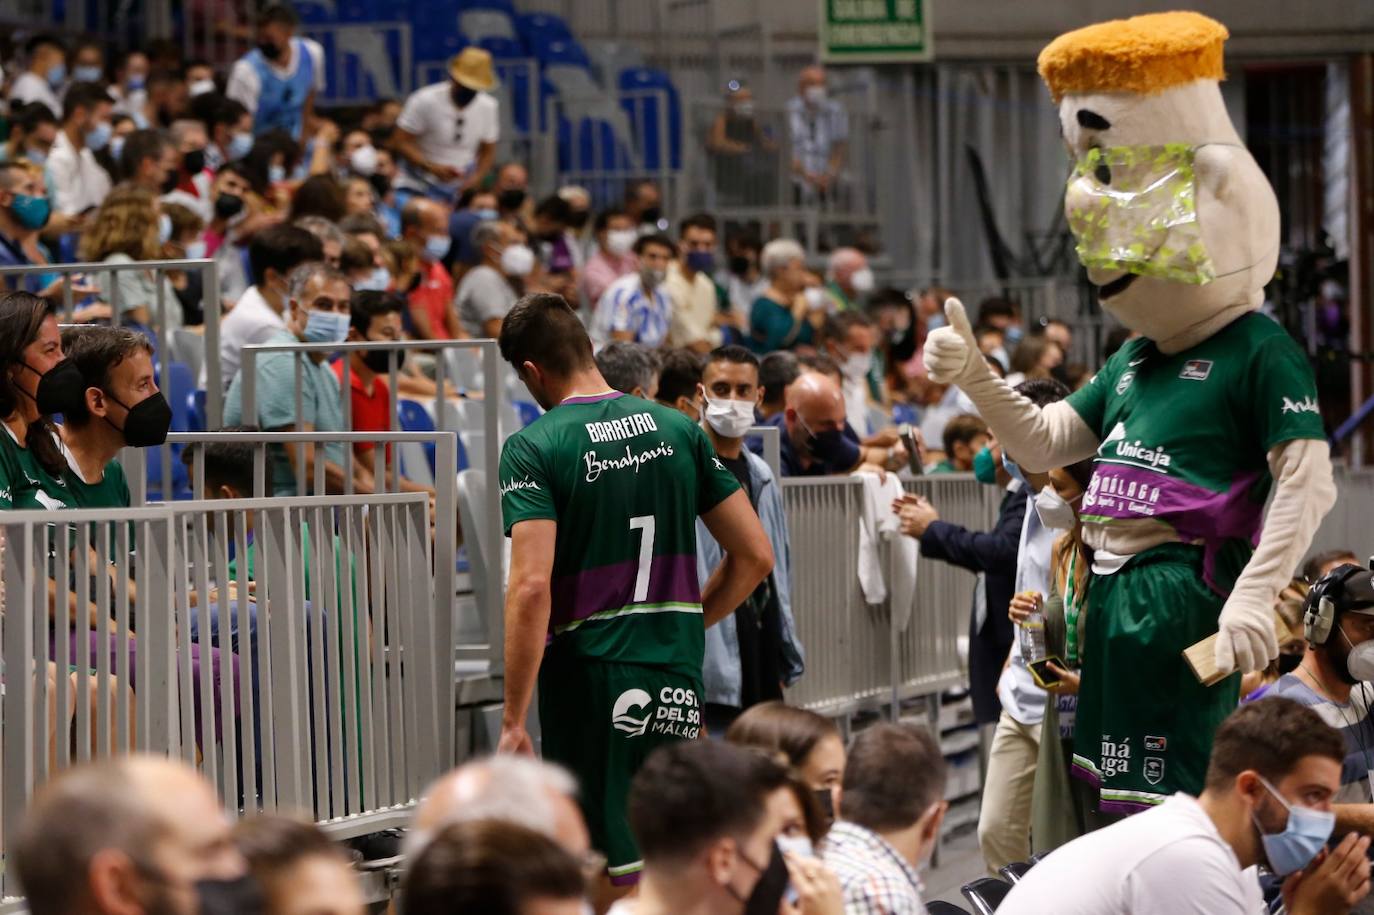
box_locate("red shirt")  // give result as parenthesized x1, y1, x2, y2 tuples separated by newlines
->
(332, 359, 392, 459)
(408, 259, 455, 340)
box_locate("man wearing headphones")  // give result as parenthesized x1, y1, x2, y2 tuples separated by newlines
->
(1271, 560, 1374, 903)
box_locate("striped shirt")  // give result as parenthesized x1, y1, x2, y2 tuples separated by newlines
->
(591, 272, 672, 349)
(822, 821, 926, 915)
(1267, 675, 1374, 804)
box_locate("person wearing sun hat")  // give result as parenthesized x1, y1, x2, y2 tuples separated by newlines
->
(394, 46, 500, 202)
(924, 10, 1334, 820)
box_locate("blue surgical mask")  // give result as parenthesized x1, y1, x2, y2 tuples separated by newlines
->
(1005, 325, 1025, 346)
(303, 309, 351, 344)
(356, 266, 391, 291)
(228, 132, 254, 160)
(269, 163, 287, 183)
(23, 147, 46, 166)
(1003, 454, 1027, 487)
(84, 121, 112, 152)
(685, 250, 715, 274)
(473, 208, 498, 221)
(109, 134, 126, 163)
(126, 74, 146, 91)
(1254, 775, 1334, 877)
(424, 234, 452, 262)
(73, 64, 103, 83)
(46, 62, 67, 88)
(972, 445, 998, 485)
(184, 239, 207, 259)
(926, 311, 946, 332)
(158, 213, 173, 244)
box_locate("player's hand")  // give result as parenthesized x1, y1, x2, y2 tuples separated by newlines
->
(1214, 592, 1280, 676)
(497, 724, 534, 756)
(1044, 662, 1080, 696)
(923, 297, 982, 385)
(1009, 591, 1043, 625)
(1285, 832, 1372, 915)
(782, 853, 842, 915)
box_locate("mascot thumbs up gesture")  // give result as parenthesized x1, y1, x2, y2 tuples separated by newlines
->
(926, 11, 1335, 814)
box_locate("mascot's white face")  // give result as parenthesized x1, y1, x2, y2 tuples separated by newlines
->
(1058, 80, 1280, 345)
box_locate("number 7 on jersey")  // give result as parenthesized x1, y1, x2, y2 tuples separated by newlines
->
(629, 515, 655, 603)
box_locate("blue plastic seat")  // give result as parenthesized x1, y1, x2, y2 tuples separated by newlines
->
(165, 362, 194, 432)
(515, 11, 571, 46)
(397, 399, 439, 474)
(892, 403, 919, 426)
(460, 8, 516, 43)
(190, 390, 207, 432)
(514, 400, 541, 427)
(478, 35, 526, 61)
(532, 36, 590, 68)
(413, 27, 468, 64)
(618, 66, 680, 169)
(456, 0, 513, 12)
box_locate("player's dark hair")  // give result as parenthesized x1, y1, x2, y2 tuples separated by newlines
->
(654, 348, 702, 406)
(58, 326, 154, 426)
(1205, 698, 1345, 791)
(840, 723, 946, 832)
(759, 351, 800, 410)
(498, 294, 594, 377)
(628, 740, 790, 864)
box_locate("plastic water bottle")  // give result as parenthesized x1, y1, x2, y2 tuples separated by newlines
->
(1017, 591, 1047, 662)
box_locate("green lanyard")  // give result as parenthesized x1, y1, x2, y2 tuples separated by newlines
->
(1064, 548, 1081, 666)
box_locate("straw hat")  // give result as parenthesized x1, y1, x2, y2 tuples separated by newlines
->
(1038, 11, 1228, 103)
(449, 47, 495, 91)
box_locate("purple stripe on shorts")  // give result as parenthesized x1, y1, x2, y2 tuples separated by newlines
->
(549, 554, 702, 628)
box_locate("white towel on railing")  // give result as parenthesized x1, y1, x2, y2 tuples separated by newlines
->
(856, 472, 919, 630)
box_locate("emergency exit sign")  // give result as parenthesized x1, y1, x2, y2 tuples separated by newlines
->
(821, 0, 932, 63)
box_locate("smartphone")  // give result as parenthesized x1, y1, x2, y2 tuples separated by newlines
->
(1029, 656, 1066, 689)
(898, 423, 923, 475)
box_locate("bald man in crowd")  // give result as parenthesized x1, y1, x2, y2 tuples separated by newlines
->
(407, 755, 592, 863)
(825, 247, 873, 312)
(14, 756, 254, 915)
(755, 371, 857, 476)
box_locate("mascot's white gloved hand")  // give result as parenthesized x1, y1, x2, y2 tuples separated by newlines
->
(923, 298, 984, 385)
(1214, 593, 1280, 676)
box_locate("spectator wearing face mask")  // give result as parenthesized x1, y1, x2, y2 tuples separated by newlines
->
(750, 238, 824, 353)
(726, 702, 846, 824)
(929, 413, 989, 473)
(204, 161, 272, 306)
(394, 48, 499, 200)
(591, 233, 676, 348)
(456, 219, 531, 337)
(0, 160, 57, 283)
(13, 756, 258, 915)
(227, 3, 325, 140)
(823, 723, 947, 915)
(161, 201, 208, 324)
(48, 81, 115, 222)
(9, 34, 67, 119)
(583, 207, 639, 308)
(80, 185, 182, 332)
(4, 101, 61, 168)
(110, 50, 150, 123)
(201, 95, 253, 172)
(722, 230, 767, 320)
(118, 128, 178, 196)
(400, 196, 463, 340)
(683, 345, 802, 734)
(708, 83, 778, 207)
(1001, 698, 1369, 915)
(760, 371, 864, 477)
(184, 58, 217, 99)
(531, 194, 579, 297)
(448, 188, 500, 271)
(787, 65, 847, 204)
(493, 161, 531, 222)
(665, 212, 725, 353)
(162, 119, 214, 222)
(557, 184, 592, 253)
(824, 247, 873, 313)
(233, 816, 364, 915)
(623, 178, 663, 234)
(66, 40, 106, 87)
(820, 311, 881, 438)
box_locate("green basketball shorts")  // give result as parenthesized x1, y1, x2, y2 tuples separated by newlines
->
(1070, 543, 1239, 814)
(538, 658, 703, 885)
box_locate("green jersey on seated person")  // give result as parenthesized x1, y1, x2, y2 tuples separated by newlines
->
(0, 421, 74, 510)
(221, 328, 348, 495)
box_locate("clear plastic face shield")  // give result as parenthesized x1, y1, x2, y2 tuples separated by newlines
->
(1066, 143, 1226, 286)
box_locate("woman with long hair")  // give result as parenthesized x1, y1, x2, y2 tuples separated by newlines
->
(725, 700, 846, 823)
(79, 184, 182, 331)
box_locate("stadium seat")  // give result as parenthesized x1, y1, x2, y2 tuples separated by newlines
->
(585, 39, 644, 88)
(926, 904, 973, 915)
(514, 400, 541, 427)
(166, 361, 195, 433)
(397, 398, 439, 479)
(190, 390, 207, 433)
(515, 11, 572, 46)
(460, 8, 517, 43)
(532, 36, 591, 69)
(457, 469, 497, 623)
(412, 27, 468, 65)
(455, 0, 513, 12)
(618, 66, 681, 169)
(292, 0, 335, 23)
(477, 35, 525, 61)
(961, 877, 1013, 915)
(999, 861, 1033, 884)
(545, 63, 604, 104)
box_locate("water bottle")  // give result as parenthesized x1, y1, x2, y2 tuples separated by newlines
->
(1017, 591, 1047, 662)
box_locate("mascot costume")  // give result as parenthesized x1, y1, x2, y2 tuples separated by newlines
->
(924, 11, 1336, 813)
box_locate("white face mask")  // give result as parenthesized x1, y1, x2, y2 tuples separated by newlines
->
(702, 391, 756, 439)
(841, 351, 872, 381)
(349, 144, 379, 176)
(188, 78, 216, 97)
(804, 85, 827, 106)
(804, 286, 828, 312)
(500, 243, 536, 277)
(605, 228, 637, 256)
(1034, 486, 1079, 531)
(1344, 628, 1374, 682)
(848, 267, 874, 294)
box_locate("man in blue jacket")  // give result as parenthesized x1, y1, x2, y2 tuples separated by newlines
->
(678, 345, 804, 733)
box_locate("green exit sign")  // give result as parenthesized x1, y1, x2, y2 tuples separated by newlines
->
(821, 0, 932, 63)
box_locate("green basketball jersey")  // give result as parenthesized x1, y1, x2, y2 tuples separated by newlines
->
(499, 391, 740, 676)
(0, 422, 71, 510)
(61, 456, 131, 509)
(1066, 312, 1325, 591)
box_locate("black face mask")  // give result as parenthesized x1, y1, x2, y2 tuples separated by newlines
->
(451, 83, 478, 108)
(729, 254, 754, 276)
(498, 188, 526, 212)
(731, 841, 789, 915)
(363, 349, 392, 373)
(257, 41, 282, 61)
(639, 206, 662, 226)
(105, 389, 173, 447)
(1278, 652, 1303, 675)
(368, 172, 392, 198)
(213, 192, 244, 221)
(161, 170, 180, 194)
(22, 359, 86, 415)
(805, 427, 851, 463)
(182, 148, 206, 175)
(812, 787, 835, 823)
(193, 874, 263, 915)
(566, 209, 590, 230)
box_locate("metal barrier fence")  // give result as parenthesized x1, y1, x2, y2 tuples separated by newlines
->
(0, 488, 443, 897)
(781, 473, 995, 715)
(0, 258, 225, 429)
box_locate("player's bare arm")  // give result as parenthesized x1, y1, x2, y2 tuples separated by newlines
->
(498, 517, 556, 755)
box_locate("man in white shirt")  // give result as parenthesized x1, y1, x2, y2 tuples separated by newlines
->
(47, 82, 114, 220)
(226, 3, 325, 140)
(1000, 698, 1369, 915)
(393, 48, 499, 201)
(215, 223, 322, 391)
(8, 34, 66, 118)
